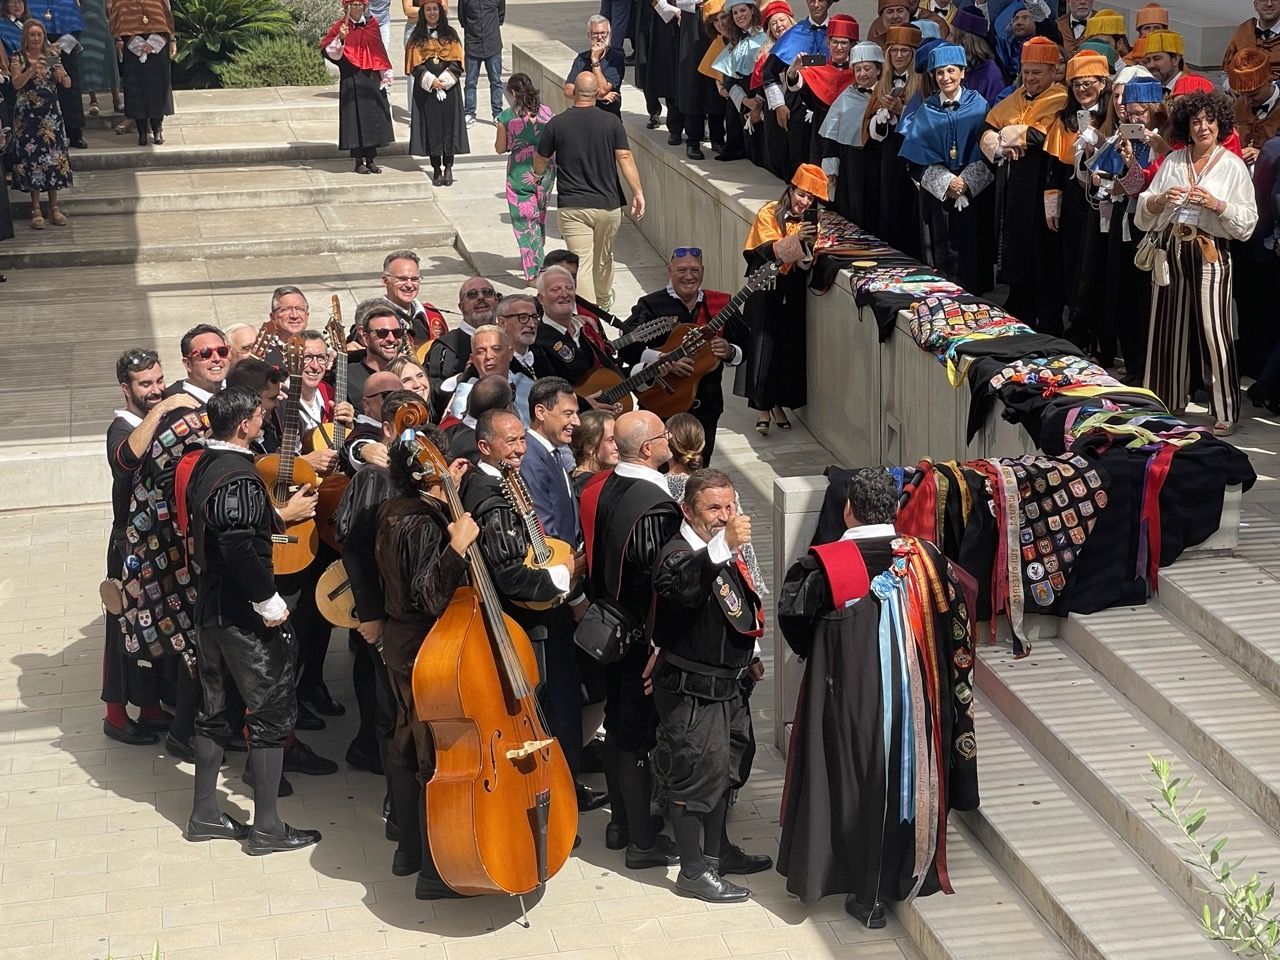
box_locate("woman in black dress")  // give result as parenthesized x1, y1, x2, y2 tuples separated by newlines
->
(405, 0, 469, 186)
(321, 0, 394, 174)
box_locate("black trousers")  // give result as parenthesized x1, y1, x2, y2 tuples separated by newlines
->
(653, 673, 752, 814)
(530, 606, 584, 776)
(277, 543, 339, 698)
(195, 621, 297, 748)
(603, 640, 657, 756)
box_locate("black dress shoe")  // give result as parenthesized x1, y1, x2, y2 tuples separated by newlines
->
(367, 160, 382, 174)
(391, 849, 421, 876)
(577, 783, 609, 812)
(605, 821, 628, 850)
(137, 132, 149, 146)
(355, 161, 370, 175)
(301, 685, 345, 717)
(580, 738, 605, 773)
(103, 717, 159, 746)
(243, 765, 294, 797)
(165, 732, 196, 763)
(136, 712, 172, 733)
(246, 823, 322, 855)
(676, 867, 749, 903)
(152, 133, 164, 145)
(625, 834, 681, 869)
(686, 145, 705, 160)
(711, 844, 773, 875)
(283, 739, 338, 776)
(294, 701, 325, 730)
(709, 140, 726, 153)
(70, 137, 89, 149)
(667, 132, 683, 146)
(844, 894, 887, 928)
(714, 150, 746, 162)
(415, 874, 469, 900)
(345, 741, 383, 775)
(1247, 382, 1269, 407)
(646, 112, 661, 129)
(186, 813, 251, 842)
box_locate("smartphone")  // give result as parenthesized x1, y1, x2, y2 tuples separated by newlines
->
(802, 205, 819, 227)
(797, 53, 826, 67)
(1118, 122, 1146, 140)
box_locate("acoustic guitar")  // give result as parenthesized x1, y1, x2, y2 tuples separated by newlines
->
(635, 261, 781, 419)
(255, 336, 321, 575)
(305, 298, 352, 553)
(570, 314, 682, 413)
(500, 461, 577, 611)
(315, 559, 359, 629)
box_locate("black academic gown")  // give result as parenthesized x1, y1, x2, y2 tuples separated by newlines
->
(776, 534, 980, 906)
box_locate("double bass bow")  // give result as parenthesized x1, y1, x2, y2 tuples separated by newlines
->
(395, 404, 578, 900)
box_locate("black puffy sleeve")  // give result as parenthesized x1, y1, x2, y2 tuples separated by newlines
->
(474, 498, 566, 605)
(775, 555, 832, 660)
(653, 542, 723, 611)
(206, 478, 276, 604)
(338, 465, 393, 621)
(402, 514, 470, 621)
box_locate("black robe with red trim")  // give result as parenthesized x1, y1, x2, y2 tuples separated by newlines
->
(775, 534, 980, 906)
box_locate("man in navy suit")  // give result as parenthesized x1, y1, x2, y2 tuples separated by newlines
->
(520, 377, 583, 545)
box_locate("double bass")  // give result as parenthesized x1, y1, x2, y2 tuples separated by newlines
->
(396, 405, 578, 897)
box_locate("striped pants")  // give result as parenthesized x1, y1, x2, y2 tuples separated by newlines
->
(1143, 235, 1239, 425)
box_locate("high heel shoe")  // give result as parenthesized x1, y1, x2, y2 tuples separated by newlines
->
(772, 407, 792, 430)
(755, 417, 770, 436)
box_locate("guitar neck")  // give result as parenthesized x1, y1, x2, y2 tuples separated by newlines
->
(332, 352, 348, 447)
(278, 371, 306, 487)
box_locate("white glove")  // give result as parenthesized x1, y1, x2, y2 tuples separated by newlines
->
(128, 35, 148, 61)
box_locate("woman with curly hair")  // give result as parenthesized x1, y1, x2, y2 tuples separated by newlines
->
(1135, 90, 1257, 435)
(495, 73, 556, 280)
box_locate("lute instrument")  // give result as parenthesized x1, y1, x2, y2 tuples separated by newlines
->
(397, 402, 578, 897)
(305, 297, 352, 554)
(255, 336, 321, 575)
(499, 461, 576, 611)
(569, 315, 681, 412)
(635, 261, 781, 420)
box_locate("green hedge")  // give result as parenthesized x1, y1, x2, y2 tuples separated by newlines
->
(171, 0, 293, 87)
(217, 35, 333, 87)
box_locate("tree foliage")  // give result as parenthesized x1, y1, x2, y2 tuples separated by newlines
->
(171, 0, 294, 87)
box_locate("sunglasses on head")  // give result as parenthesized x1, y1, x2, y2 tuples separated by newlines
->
(123, 348, 160, 371)
(188, 345, 230, 360)
(370, 326, 406, 340)
(672, 247, 703, 259)
(463, 286, 498, 300)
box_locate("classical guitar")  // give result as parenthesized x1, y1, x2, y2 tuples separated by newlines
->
(500, 461, 577, 611)
(635, 261, 781, 419)
(571, 314, 682, 413)
(306, 297, 352, 554)
(255, 336, 321, 576)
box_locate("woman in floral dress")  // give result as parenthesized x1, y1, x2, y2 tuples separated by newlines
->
(494, 72, 556, 281)
(11, 19, 72, 229)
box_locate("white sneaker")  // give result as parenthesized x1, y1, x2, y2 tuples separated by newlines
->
(465, 115, 476, 127)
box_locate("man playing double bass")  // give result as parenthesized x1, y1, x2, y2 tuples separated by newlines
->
(374, 423, 478, 901)
(619, 247, 746, 466)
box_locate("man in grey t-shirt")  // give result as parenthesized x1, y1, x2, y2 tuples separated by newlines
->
(535, 72, 646, 311)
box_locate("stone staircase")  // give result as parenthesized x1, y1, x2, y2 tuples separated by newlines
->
(0, 86, 465, 508)
(884, 532, 1280, 960)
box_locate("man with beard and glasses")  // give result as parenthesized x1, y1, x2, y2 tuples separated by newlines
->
(495, 293, 541, 374)
(102, 349, 200, 746)
(347, 298, 411, 407)
(425, 276, 500, 416)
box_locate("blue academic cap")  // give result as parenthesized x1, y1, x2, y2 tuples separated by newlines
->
(1121, 78, 1164, 104)
(927, 42, 968, 73)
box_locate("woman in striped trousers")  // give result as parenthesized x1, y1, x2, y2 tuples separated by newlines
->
(1135, 91, 1258, 436)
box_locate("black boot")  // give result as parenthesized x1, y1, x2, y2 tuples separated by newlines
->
(136, 120, 148, 146)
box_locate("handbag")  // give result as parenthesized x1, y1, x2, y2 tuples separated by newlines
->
(573, 597, 645, 664)
(1134, 224, 1171, 286)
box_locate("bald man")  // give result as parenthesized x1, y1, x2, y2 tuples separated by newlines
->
(578, 408, 681, 867)
(342, 370, 403, 473)
(535, 72, 645, 311)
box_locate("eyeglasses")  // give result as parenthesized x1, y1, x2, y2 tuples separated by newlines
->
(187, 345, 230, 361)
(122, 348, 160, 371)
(369, 327, 406, 340)
(365, 390, 396, 402)
(272, 305, 309, 315)
(387, 274, 421, 284)
(302, 354, 329, 367)
(463, 286, 497, 300)
(1071, 78, 1102, 88)
(646, 430, 670, 443)
(672, 247, 703, 259)
(589, 31, 610, 38)
(504, 312, 539, 324)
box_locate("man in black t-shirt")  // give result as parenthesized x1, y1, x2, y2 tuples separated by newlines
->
(534, 71, 645, 312)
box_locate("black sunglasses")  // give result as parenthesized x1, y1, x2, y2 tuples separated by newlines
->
(370, 327, 406, 339)
(463, 287, 498, 300)
(123, 348, 160, 371)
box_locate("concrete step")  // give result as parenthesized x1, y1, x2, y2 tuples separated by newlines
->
(1061, 600, 1280, 834)
(82, 93, 341, 129)
(894, 818, 1076, 960)
(0, 199, 455, 269)
(959, 702, 1228, 960)
(7, 158, 434, 217)
(977, 642, 1280, 923)
(1158, 555, 1280, 703)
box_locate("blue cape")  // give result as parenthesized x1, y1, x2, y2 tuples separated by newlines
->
(898, 87, 989, 171)
(767, 19, 830, 72)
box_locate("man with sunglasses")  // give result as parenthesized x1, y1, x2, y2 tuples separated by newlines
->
(381, 249, 448, 345)
(164, 324, 230, 403)
(619, 246, 745, 466)
(103, 349, 201, 747)
(425, 276, 500, 418)
(346, 298, 410, 408)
